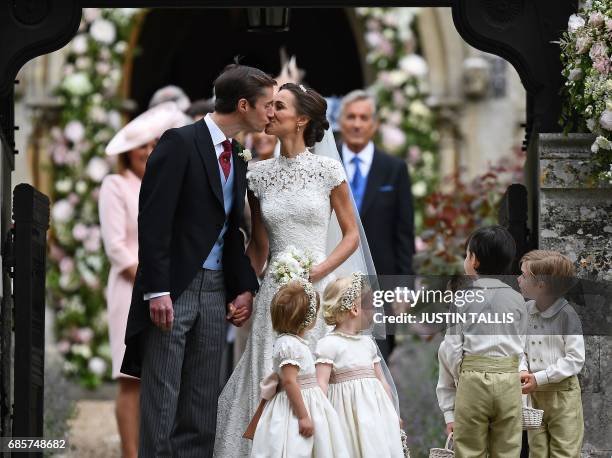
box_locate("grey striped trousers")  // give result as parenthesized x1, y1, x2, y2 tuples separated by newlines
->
(139, 269, 227, 458)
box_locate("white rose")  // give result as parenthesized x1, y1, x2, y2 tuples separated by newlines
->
(90, 18, 116, 44)
(72, 34, 88, 54)
(76, 327, 95, 343)
(71, 344, 92, 359)
(75, 180, 88, 194)
(52, 200, 74, 223)
(399, 54, 428, 78)
(411, 181, 427, 197)
(599, 110, 612, 131)
(75, 56, 91, 70)
(64, 120, 85, 143)
(568, 14, 586, 33)
(586, 118, 597, 131)
(568, 68, 583, 81)
(108, 111, 122, 130)
(575, 36, 592, 54)
(88, 357, 107, 376)
(62, 72, 93, 96)
(55, 178, 73, 194)
(89, 106, 107, 123)
(595, 135, 612, 150)
(86, 157, 110, 182)
(114, 41, 128, 54)
(240, 149, 252, 161)
(388, 70, 408, 86)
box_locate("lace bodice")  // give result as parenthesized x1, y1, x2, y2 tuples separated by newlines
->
(247, 151, 346, 260)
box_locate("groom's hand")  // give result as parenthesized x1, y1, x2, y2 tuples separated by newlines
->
(226, 291, 253, 327)
(150, 295, 174, 331)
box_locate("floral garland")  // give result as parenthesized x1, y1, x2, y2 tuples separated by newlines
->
(560, 0, 612, 184)
(46, 8, 139, 387)
(356, 7, 439, 232)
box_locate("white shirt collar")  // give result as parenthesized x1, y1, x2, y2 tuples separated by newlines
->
(204, 113, 231, 156)
(342, 141, 374, 169)
(527, 297, 568, 318)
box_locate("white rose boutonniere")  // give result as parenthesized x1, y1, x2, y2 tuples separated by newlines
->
(239, 148, 252, 162)
(233, 141, 252, 162)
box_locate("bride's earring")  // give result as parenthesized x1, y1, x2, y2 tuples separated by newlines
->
(296, 124, 301, 133)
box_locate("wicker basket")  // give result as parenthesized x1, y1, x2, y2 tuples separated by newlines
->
(522, 395, 544, 430)
(429, 433, 454, 458)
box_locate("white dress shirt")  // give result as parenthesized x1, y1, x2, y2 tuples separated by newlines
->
(436, 277, 528, 423)
(144, 114, 233, 301)
(525, 298, 585, 386)
(342, 141, 375, 182)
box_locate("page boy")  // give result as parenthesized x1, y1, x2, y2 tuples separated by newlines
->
(518, 249, 585, 458)
(436, 225, 529, 458)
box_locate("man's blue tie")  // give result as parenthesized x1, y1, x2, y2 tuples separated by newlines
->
(351, 156, 364, 211)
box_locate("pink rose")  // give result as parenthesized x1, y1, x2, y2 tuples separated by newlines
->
(588, 12, 604, 27)
(593, 57, 610, 75)
(589, 41, 607, 60)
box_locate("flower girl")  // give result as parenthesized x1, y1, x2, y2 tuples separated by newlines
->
(315, 273, 404, 458)
(249, 278, 349, 458)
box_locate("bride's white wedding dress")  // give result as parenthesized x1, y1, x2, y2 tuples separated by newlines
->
(213, 150, 346, 458)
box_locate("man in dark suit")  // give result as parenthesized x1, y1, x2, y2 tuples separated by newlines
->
(338, 90, 415, 359)
(121, 64, 275, 457)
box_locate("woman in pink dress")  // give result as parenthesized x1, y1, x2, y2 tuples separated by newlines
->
(100, 102, 190, 458)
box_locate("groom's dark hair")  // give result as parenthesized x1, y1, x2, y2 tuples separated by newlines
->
(213, 63, 276, 114)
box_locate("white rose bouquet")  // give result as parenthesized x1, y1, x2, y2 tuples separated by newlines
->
(270, 245, 315, 285)
(560, 0, 612, 183)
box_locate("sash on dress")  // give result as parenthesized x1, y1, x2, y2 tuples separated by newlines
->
(242, 372, 319, 440)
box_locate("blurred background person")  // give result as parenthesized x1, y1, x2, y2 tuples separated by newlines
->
(249, 131, 278, 163)
(187, 97, 215, 121)
(338, 89, 415, 360)
(99, 101, 188, 458)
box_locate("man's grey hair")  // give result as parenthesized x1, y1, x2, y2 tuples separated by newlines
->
(339, 89, 377, 119)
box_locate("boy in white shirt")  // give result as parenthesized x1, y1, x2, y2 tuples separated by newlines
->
(518, 250, 585, 458)
(436, 226, 529, 458)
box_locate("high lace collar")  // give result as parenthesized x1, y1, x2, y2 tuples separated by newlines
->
(277, 149, 311, 165)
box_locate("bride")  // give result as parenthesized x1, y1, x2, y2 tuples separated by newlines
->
(214, 83, 371, 457)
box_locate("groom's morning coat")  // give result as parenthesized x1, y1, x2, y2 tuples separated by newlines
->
(121, 119, 259, 377)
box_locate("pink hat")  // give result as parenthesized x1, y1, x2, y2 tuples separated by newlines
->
(105, 101, 192, 155)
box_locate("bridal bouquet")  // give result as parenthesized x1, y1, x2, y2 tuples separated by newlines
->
(270, 245, 315, 285)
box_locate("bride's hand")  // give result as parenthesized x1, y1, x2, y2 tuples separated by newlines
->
(308, 263, 327, 283)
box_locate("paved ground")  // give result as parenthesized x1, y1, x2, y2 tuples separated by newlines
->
(53, 383, 121, 458)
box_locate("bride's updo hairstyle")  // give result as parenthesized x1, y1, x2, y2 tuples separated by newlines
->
(279, 83, 330, 147)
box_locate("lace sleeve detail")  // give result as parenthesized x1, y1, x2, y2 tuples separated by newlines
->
(315, 336, 336, 365)
(321, 157, 346, 193)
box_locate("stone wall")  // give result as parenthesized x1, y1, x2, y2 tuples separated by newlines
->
(538, 133, 612, 457)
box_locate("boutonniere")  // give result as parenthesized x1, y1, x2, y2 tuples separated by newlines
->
(233, 142, 252, 162)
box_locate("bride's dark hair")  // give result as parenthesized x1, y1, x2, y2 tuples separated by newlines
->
(279, 83, 329, 147)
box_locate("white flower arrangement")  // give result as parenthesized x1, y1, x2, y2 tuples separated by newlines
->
(560, 0, 612, 182)
(270, 245, 315, 285)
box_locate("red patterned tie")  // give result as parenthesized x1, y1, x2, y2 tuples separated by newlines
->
(219, 140, 232, 180)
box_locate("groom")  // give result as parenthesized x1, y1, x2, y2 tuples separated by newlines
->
(121, 64, 276, 457)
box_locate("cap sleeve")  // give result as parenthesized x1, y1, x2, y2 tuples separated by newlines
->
(322, 157, 346, 193)
(274, 336, 304, 369)
(315, 336, 337, 365)
(367, 336, 381, 364)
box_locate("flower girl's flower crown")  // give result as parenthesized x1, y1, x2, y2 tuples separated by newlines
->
(340, 272, 364, 312)
(279, 277, 317, 331)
